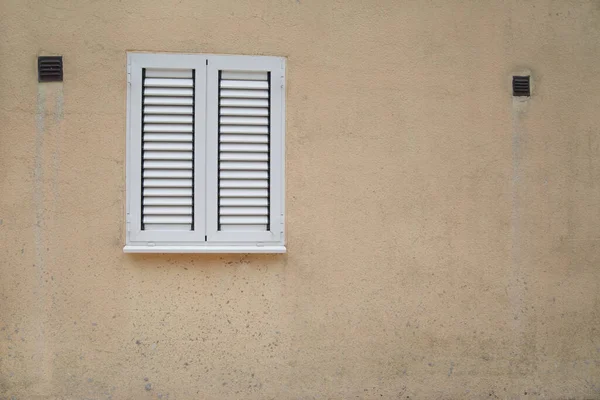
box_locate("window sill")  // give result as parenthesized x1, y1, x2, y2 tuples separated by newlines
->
(123, 245, 286, 254)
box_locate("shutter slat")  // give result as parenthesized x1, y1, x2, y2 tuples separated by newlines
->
(220, 179, 268, 188)
(144, 106, 193, 115)
(144, 142, 193, 151)
(143, 151, 193, 160)
(144, 215, 193, 224)
(220, 161, 269, 170)
(219, 170, 268, 179)
(142, 68, 194, 231)
(219, 143, 268, 152)
(220, 107, 269, 116)
(144, 178, 192, 187)
(144, 78, 193, 87)
(144, 160, 193, 169)
(220, 197, 269, 206)
(220, 89, 269, 98)
(220, 98, 269, 108)
(220, 116, 268, 125)
(220, 134, 268, 143)
(220, 80, 269, 90)
(144, 96, 193, 105)
(220, 125, 269, 134)
(144, 197, 193, 205)
(144, 87, 193, 96)
(219, 188, 268, 197)
(143, 206, 193, 215)
(144, 124, 193, 132)
(144, 115, 193, 123)
(144, 133, 193, 142)
(144, 170, 193, 178)
(145, 69, 193, 78)
(219, 224, 267, 232)
(220, 207, 269, 215)
(221, 71, 268, 81)
(219, 216, 269, 224)
(143, 188, 193, 196)
(145, 224, 192, 231)
(220, 152, 268, 161)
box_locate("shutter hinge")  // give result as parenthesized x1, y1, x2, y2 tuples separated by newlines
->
(127, 64, 131, 84)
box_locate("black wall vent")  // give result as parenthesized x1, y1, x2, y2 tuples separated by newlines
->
(512, 76, 530, 97)
(38, 56, 63, 82)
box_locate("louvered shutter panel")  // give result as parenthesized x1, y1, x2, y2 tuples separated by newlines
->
(206, 56, 284, 245)
(142, 68, 195, 230)
(126, 54, 206, 247)
(218, 70, 270, 232)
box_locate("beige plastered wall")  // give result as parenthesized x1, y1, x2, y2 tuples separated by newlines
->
(1, 0, 600, 399)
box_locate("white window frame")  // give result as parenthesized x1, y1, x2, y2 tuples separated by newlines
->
(124, 52, 286, 253)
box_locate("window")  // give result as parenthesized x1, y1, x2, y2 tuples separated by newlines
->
(124, 53, 285, 253)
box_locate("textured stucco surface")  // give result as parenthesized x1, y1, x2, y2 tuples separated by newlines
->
(1, 0, 600, 398)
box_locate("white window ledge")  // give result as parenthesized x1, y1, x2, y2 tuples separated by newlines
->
(123, 245, 286, 254)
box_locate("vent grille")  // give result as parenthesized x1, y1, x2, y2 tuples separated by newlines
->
(142, 68, 195, 231)
(513, 76, 530, 97)
(38, 56, 63, 82)
(218, 70, 270, 232)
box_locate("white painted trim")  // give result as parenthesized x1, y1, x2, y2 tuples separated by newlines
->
(123, 245, 286, 254)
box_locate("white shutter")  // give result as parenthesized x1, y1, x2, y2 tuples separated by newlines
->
(126, 53, 284, 252)
(126, 53, 206, 247)
(218, 70, 271, 232)
(142, 68, 195, 231)
(206, 56, 285, 246)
